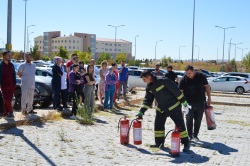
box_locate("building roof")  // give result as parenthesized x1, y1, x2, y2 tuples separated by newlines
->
(96, 38, 131, 43)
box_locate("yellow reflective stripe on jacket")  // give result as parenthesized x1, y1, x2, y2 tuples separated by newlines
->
(177, 93, 184, 100)
(156, 85, 164, 91)
(168, 101, 180, 111)
(142, 105, 150, 109)
(156, 107, 164, 113)
(155, 130, 165, 137)
(180, 130, 188, 138)
(149, 90, 152, 93)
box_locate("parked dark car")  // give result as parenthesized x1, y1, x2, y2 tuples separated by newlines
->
(13, 76, 53, 110)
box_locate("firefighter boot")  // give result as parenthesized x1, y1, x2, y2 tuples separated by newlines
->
(182, 142, 191, 153)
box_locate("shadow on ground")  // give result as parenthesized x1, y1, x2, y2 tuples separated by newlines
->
(2, 127, 56, 166)
(192, 141, 238, 155)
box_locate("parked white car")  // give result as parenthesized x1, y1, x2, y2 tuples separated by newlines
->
(221, 72, 250, 82)
(127, 69, 146, 91)
(208, 76, 250, 94)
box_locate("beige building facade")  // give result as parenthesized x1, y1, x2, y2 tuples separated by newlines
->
(34, 31, 96, 58)
(95, 38, 132, 60)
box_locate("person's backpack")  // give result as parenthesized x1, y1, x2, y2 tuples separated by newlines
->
(0, 90, 4, 114)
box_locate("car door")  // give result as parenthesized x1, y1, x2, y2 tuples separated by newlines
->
(127, 70, 135, 90)
(225, 77, 238, 92)
(134, 70, 145, 88)
(210, 77, 227, 91)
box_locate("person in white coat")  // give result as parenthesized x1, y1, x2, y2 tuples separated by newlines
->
(61, 58, 68, 108)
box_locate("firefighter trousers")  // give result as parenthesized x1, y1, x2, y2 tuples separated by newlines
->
(154, 107, 189, 146)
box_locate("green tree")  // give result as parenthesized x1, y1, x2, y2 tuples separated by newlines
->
(161, 55, 172, 67)
(73, 50, 92, 64)
(41, 55, 50, 61)
(116, 52, 128, 64)
(230, 58, 237, 72)
(57, 46, 68, 59)
(97, 52, 111, 64)
(243, 52, 250, 72)
(30, 44, 41, 60)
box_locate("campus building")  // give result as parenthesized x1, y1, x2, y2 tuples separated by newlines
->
(34, 31, 132, 60)
(34, 31, 96, 58)
(95, 38, 132, 60)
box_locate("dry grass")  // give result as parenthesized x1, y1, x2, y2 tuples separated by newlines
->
(223, 120, 250, 126)
(41, 111, 63, 122)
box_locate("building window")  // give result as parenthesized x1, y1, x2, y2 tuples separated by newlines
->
(118, 49, 121, 51)
(118, 44, 121, 46)
(40, 41, 41, 43)
(52, 40, 54, 43)
(58, 40, 60, 43)
(73, 46, 75, 49)
(69, 40, 71, 43)
(109, 48, 112, 51)
(40, 47, 41, 49)
(69, 46, 71, 49)
(61, 40, 63, 43)
(114, 49, 117, 51)
(105, 48, 108, 51)
(77, 46, 79, 49)
(65, 46, 67, 49)
(73, 40, 75, 43)
(65, 40, 67, 43)
(105, 43, 108, 46)
(109, 43, 112, 46)
(55, 40, 57, 43)
(114, 44, 117, 46)
(102, 43, 104, 44)
(55, 46, 57, 49)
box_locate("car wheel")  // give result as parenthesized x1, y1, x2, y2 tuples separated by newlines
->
(38, 97, 52, 108)
(13, 89, 21, 110)
(235, 86, 244, 94)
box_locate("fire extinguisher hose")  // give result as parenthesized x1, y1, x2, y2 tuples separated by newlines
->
(159, 129, 174, 148)
(123, 119, 137, 145)
(117, 117, 123, 133)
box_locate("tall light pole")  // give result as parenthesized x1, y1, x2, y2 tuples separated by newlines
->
(155, 40, 163, 64)
(107, 24, 125, 61)
(0, 38, 4, 48)
(191, 0, 196, 65)
(179, 46, 186, 62)
(23, 0, 28, 56)
(237, 47, 248, 63)
(7, 0, 12, 51)
(195, 44, 200, 61)
(27, 24, 35, 52)
(215, 26, 235, 66)
(231, 42, 242, 71)
(27, 32, 34, 51)
(134, 35, 139, 66)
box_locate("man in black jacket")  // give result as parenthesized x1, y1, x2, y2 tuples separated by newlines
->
(179, 65, 211, 142)
(165, 65, 178, 85)
(52, 57, 63, 111)
(136, 71, 190, 152)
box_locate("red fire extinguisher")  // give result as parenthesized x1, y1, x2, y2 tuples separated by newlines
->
(170, 130, 180, 157)
(118, 116, 130, 145)
(133, 119, 142, 145)
(205, 105, 216, 130)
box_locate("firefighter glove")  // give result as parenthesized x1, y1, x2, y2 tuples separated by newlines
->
(136, 112, 143, 120)
(182, 101, 188, 107)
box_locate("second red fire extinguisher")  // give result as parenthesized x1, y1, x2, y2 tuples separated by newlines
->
(205, 105, 216, 130)
(133, 119, 142, 145)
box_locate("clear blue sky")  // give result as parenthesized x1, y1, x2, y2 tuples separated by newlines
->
(0, 0, 249, 61)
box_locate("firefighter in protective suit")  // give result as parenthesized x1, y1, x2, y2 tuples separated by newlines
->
(136, 71, 190, 152)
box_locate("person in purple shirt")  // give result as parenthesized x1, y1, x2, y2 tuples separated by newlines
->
(104, 66, 118, 110)
(117, 60, 129, 101)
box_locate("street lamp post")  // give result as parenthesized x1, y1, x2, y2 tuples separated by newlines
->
(134, 35, 139, 66)
(7, 0, 12, 51)
(237, 47, 248, 63)
(191, 0, 196, 65)
(27, 24, 35, 52)
(155, 40, 163, 64)
(231, 42, 242, 71)
(107, 24, 125, 62)
(195, 45, 200, 61)
(27, 31, 34, 51)
(179, 46, 186, 62)
(23, 0, 28, 56)
(215, 26, 235, 66)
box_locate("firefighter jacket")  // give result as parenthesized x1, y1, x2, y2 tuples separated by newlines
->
(140, 76, 186, 115)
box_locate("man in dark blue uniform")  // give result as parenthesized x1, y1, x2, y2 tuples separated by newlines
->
(137, 70, 190, 152)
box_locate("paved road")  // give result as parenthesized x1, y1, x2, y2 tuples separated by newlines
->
(0, 102, 250, 165)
